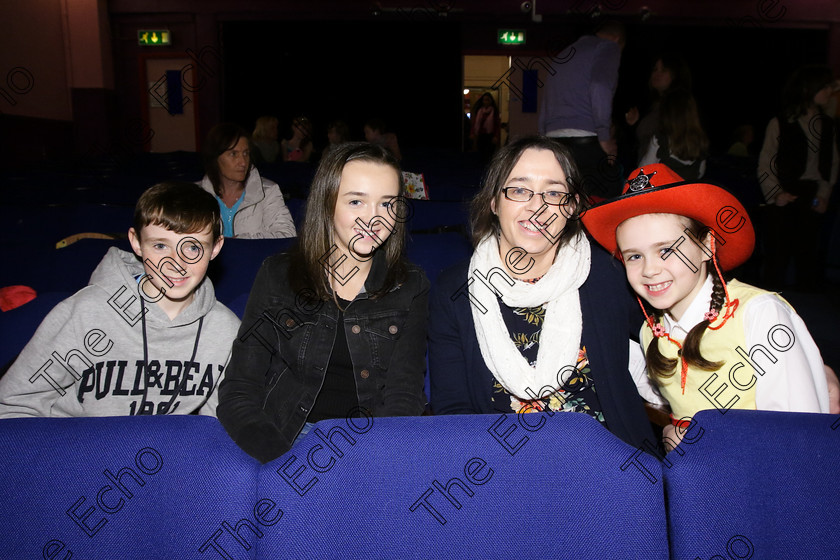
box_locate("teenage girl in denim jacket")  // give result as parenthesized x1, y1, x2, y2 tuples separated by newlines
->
(218, 143, 429, 463)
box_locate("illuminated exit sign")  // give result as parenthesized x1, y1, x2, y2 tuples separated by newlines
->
(138, 30, 171, 46)
(498, 29, 525, 45)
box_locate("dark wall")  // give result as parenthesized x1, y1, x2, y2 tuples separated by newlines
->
(615, 24, 830, 152)
(219, 18, 829, 156)
(6, 6, 832, 167)
(221, 20, 462, 152)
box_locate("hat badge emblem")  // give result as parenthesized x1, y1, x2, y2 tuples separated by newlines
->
(628, 169, 657, 192)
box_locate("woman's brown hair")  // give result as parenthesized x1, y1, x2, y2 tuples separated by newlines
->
(289, 142, 408, 300)
(658, 90, 709, 163)
(470, 135, 589, 251)
(202, 123, 252, 196)
(252, 116, 278, 140)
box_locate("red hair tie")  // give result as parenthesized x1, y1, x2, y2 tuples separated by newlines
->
(706, 236, 739, 331)
(637, 296, 689, 394)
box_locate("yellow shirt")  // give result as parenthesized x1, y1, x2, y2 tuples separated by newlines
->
(640, 280, 788, 420)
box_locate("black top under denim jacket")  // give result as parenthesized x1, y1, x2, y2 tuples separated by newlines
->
(428, 242, 655, 450)
(218, 250, 430, 463)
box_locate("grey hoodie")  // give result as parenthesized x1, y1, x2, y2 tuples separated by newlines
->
(0, 248, 240, 417)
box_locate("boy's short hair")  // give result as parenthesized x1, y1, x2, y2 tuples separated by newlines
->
(134, 181, 222, 242)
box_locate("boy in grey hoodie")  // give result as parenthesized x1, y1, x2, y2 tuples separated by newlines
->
(0, 182, 240, 417)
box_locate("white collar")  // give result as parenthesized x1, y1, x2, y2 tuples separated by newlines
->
(662, 275, 713, 340)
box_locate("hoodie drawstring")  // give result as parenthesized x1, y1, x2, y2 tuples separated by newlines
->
(139, 310, 204, 415)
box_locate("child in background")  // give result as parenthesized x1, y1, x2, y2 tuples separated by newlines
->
(638, 90, 709, 181)
(323, 119, 350, 158)
(0, 182, 240, 418)
(726, 124, 754, 158)
(364, 118, 402, 161)
(470, 92, 501, 160)
(251, 115, 280, 163)
(583, 164, 830, 447)
(282, 115, 314, 162)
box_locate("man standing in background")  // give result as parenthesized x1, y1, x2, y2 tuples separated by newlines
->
(539, 21, 626, 199)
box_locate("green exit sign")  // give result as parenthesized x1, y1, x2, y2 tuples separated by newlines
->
(138, 30, 171, 46)
(498, 29, 525, 45)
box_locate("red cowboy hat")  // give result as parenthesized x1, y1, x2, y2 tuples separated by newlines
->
(582, 164, 755, 271)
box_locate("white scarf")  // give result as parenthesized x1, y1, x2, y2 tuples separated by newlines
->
(468, 232, 591, 399)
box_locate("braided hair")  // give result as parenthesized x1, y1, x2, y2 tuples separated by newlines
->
(645, 217, 726, 378)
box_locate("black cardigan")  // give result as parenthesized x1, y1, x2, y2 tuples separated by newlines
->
(428, 242, 655, 449)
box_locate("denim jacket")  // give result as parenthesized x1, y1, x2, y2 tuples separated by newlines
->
(218, 250, 430, 463)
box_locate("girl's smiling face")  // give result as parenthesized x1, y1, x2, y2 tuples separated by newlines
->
(332, 160, 400, 261)
(616, 213, 710, 321)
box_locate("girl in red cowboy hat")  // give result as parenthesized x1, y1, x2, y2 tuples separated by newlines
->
(583, 163, 831, 449)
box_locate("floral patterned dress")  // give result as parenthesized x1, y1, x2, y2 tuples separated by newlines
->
(491, 296, 607, 427)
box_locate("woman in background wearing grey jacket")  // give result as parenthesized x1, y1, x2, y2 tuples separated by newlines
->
(199, 123, 296, 239)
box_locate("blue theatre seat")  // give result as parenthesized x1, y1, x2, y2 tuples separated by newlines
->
(664, 409, 840, 560)
(403, 199, 470, 232)
(0, 416, 259, 559)
(0, 291, 72, 369)
(208, 238, 294, 304)
(1, 238, 127, 297)
(0, 414, 661, 558)
(284, 197, 306, 229)
(7, 410, 837, 558)
(406, 232, 472, 288)
(258, 161, 316, 200)
(255, 412, 669, 559)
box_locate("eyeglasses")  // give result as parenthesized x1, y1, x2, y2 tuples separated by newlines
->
(502, 187, 573, 206)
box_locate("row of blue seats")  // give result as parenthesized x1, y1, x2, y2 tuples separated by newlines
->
(0, 197, 471, 249)
(0, 233, 473, 368)
(0, 408, 837, 558)
(0, 149, 486, 206)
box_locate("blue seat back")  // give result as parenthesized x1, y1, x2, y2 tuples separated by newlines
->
(0, 291, 72, 368)
(0, 416, 259, 559)
(664, 409, 840, 560)
(255, 412, 668, 559)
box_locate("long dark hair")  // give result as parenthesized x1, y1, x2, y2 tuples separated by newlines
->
(470, 135, 588, 250)
(659, 90, 708, 162)
(472, 92, 498, 115)
(202, 123, 252, 196)
(645, 217, 725, 378)
(781, 64, 834, 121)
(288, 115, 313, 146)
(290, 142, 408, 300)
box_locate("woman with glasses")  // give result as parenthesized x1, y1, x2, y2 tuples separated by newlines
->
(428, 136, 654, 448)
